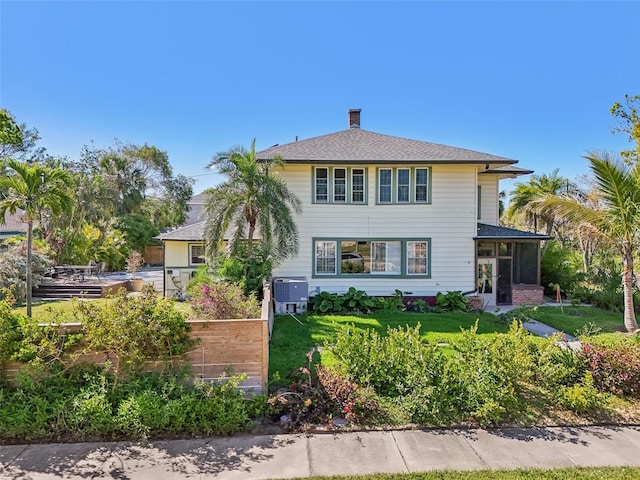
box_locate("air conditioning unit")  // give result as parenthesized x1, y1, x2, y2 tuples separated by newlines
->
(273, 277, 308, 314)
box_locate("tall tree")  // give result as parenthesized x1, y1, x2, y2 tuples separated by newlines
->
(0, 159, 73, 316)
(506, 169, 574, 254)
(81, 141, 193, 230)
(532, 153, 640, 332)
(0, 109, 46, 162)
(610, 94, 640, 165)
(204, 139, 302, 264)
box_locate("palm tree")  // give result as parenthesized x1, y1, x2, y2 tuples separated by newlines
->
(204, 139, 302, 264)
(533, 153, 640, 332)
(507, 168, 571, 230)
(0, 159, 73, 316)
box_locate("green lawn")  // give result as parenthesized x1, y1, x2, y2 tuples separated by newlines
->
(12, 298, 108, 318)
(527, 306, 627, 336)
(291, 467, 640, 480)
(269, 310, 509, 382)
(13, 297, 193, 320)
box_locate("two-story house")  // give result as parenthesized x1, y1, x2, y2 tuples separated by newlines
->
(159, 109, 548, 307)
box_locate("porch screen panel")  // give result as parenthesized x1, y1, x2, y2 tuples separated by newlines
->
(514, 242, 538, 284)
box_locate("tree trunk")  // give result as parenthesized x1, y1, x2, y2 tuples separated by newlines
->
(622, 240, 638, 332)
(26, 221, 33, 318)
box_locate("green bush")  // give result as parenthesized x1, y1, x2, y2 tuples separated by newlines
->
(217, 244, 272, 298)
(0, 368, 253, 443)
(189, 281, 261, 320)
(74, 287, 194, 382)
(331, 323, 447, 398)
(541, 240, 582, 297)
(582, 342, 640, 397)
(435, 291, 469, 312)
(557, 372, 601, 413)
(0, 294, 24, 363)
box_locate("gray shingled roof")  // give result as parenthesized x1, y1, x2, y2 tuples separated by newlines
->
(157, 221, 205, 241)
(475, 223, 550, 240)
(183, 192, 211, 227)
(256, 128, 517, 164)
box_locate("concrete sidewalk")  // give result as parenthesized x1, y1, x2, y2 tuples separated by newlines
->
(2, 426, 640, 479)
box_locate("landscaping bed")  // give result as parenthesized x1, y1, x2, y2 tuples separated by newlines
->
(268, 309, 640, 432)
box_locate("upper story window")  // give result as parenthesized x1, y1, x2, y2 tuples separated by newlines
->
(415, 168, 429, 203)
(313, 167, 368, 204)
(315, 168, 329, 202)
(377, 167, 431, 204)
(334, 168, 346, 203)
(378, 169, 392, 203)
(352, 169, 365, 203)
(397, 169, 410, 203)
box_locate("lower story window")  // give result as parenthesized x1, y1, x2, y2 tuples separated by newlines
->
(314, 238, 430, 276)
(407, 241, 428, 274)
(316, 241, 337, 274)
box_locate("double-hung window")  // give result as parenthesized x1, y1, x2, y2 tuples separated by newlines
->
(351, 169, 365, 203)
(378, 169, 392, 203)
(315, 168, 329, 203)
(315, 241, 337, 274)
(377, 167, 431, 204)
(334, 168, 346, 203)
(313, 167, 367, 204)
(397, 169, 410, 203)
(407, 241, 428, 274)
(415, 168, 429, 203)
(190, 244, 206, 265)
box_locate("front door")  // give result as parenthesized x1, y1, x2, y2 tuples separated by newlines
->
(477, 258, 496, 308)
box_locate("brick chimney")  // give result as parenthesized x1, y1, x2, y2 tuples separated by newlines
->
(348, 108, 361, 129)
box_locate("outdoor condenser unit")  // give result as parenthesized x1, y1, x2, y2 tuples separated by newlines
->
(273, 277, 308, 314)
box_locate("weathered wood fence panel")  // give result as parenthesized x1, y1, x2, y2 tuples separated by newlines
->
(3, 286, 273, 394)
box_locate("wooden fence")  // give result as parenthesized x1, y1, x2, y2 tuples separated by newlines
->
(143, 245, 164, 265)
(3, 285, 273, 394)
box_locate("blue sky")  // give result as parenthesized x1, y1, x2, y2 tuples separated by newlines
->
(1, 1, 639, 195)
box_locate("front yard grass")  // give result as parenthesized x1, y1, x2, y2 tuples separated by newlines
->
(293, 467, 640, 480)
(527, 306, 628, 337)
(269, 310, 509, 382)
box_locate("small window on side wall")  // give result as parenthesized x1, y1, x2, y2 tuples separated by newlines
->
(190, 244, 206, 265)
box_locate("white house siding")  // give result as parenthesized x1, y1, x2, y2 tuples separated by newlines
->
(477, 174, 499, 225)
(272, 164, 477, 297)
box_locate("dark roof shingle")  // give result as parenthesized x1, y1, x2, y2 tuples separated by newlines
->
(256, 128, 517, 164)
(475, 223, 550, 240)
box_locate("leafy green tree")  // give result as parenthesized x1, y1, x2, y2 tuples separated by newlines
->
(81, 141, 194, 231)
(610, 94, 640, 164)
(0, 159, 73, 316)
(0, 110, 46, 163)
(506, 169, 575, 255)
(533, 153, 640, 332)
(204, 139, 302, 264)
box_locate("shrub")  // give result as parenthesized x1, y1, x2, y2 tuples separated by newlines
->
(535, 338, 588, 389)
(449, 322, 535, 426)
(541, 240, 582, 297)
(0, 245, 52, 303)
(330, 323, 447, 398)
(582, 342, 640, 397)
(74, 287, 194, 383)
(557, 372, 601, 413)
(435, 291, 468, 312)
(217, 244, 272, 298)
(0, 294, 24, 364)
(190, 281, 261, 320)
